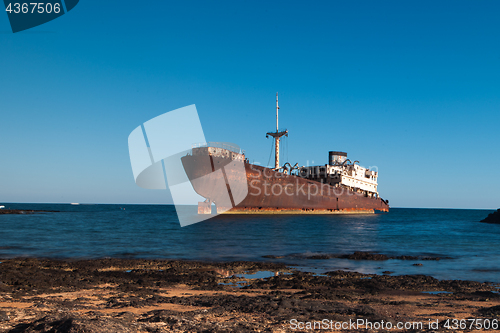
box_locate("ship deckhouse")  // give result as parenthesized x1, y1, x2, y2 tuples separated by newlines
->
(297, 151, 379, 197)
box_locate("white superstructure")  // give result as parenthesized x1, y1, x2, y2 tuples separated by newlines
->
(297, 151, 379, 197)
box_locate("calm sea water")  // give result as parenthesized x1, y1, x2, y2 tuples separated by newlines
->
(0, 204, 499, 283)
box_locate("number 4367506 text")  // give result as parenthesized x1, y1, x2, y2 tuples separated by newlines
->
(5, 3, 61, 14)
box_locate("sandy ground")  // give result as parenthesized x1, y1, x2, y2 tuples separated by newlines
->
(0, 258, 499, 332)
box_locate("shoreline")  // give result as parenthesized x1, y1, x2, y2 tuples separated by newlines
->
(0, 250, 497, 285)
(1, 258, 499, 332)
(0, 209, 59, 215)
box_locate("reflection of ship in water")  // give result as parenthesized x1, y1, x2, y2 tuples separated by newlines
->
(181, 94, 389, 214)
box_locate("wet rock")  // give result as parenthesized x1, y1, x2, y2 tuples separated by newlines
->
(337, 252, 442, 261)
(339, 252, 390, 260)
(267, 252, 445, 261)
(7, 314, 137, 333)
(477, 305, 500, 316)
(308, 254, 334, 259)
(0, 310, 9, 321)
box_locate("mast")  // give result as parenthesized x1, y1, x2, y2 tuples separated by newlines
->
(266, 92, 288, 170)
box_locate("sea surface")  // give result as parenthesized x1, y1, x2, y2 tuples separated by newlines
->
(0, 204, 499, 283)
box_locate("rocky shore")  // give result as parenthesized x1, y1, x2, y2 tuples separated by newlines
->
(0, 258, 499, 332)
(481, 209, 500, 224)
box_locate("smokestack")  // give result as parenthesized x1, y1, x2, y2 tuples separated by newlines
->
(329, 151, 347, 165)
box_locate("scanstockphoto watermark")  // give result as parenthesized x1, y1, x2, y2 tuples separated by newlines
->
(289, 318, 427, 331)
(128, 105, 249, 227)
(249, 179, 358, 200)
(289, 318, 500, 331)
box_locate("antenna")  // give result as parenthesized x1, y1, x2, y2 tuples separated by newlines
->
(276, 92, 279, 132)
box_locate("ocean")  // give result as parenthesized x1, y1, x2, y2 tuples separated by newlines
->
(0, 204, 499, 283)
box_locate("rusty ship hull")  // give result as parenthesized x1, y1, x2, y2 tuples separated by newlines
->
(181, 151, 389, 215)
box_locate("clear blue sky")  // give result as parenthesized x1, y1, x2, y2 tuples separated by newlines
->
(1, 1, 499, 209)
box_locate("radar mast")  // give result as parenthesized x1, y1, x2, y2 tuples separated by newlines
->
(266, 93, 288, 170)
